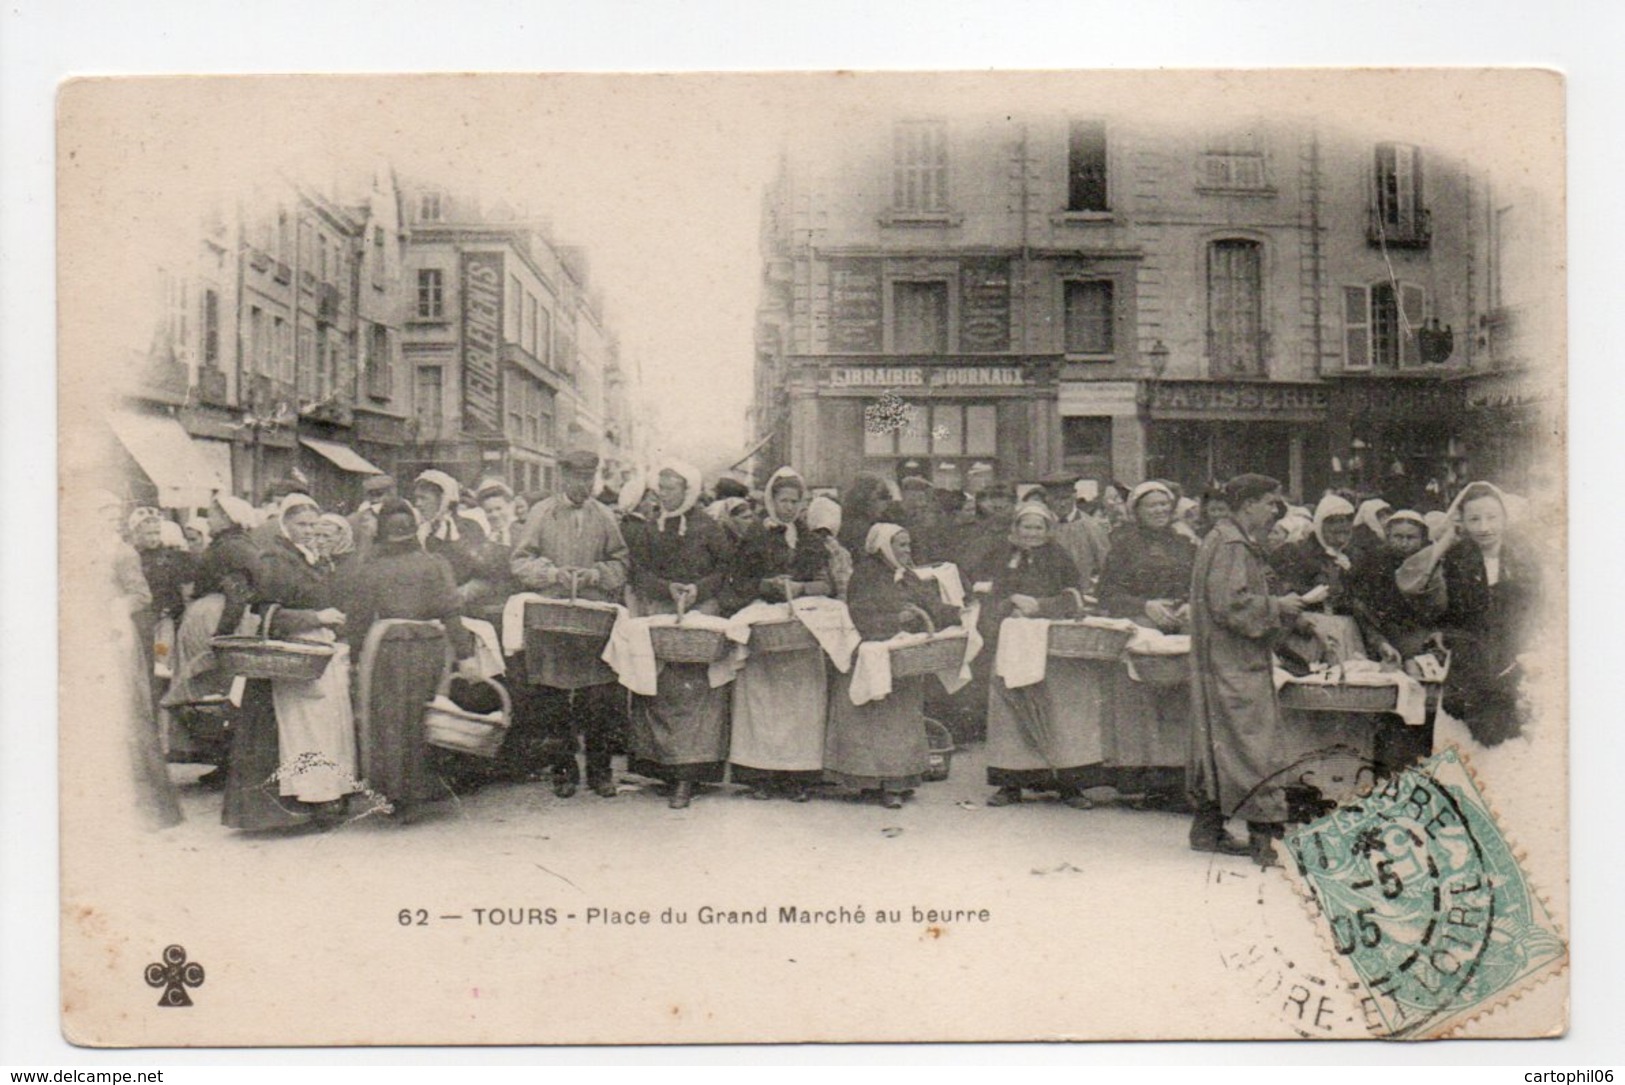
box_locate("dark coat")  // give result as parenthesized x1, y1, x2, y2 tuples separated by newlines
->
(845, 555, 955, 641)
(193, 526, 262, 637)
(1346, 545, 1437, 652)
(1096, 523, 1197, 621)
(1270, 535, 1352, 613)
(969, 540, 1084, 641)
(625, 511, 732, 611)
(139, 546, 198, 622)
(342, 541, 473, 660)
(255, 535, 338, 638)
(1188, 518, 1294, 822)
(1435, 537, 1540, 744)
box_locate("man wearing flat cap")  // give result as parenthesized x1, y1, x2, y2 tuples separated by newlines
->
(1187, 473, 1308, 865)
(1041, 474, 1110, 593)
(508, 448, 630, 798)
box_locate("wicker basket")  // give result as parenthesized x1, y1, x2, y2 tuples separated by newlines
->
(1278, 681, 1399, 714)
(650, 620, 731, 663)
(211, 609, 334, 682)
(1126, 651, 1191, 687)
(524, 572, 620, 640)
(891, 636, 966, 678)
(923, 718, 955, 783)
(424, 675, 513, 759)
(750, 617, 819, 654)
(1047, 622, 1134, 660)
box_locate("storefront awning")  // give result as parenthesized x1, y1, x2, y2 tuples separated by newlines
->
(107, 409, 232, 509)
(300, 437, 384, 475)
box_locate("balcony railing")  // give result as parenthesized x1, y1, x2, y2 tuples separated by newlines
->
(1367, 206, 1432, 249)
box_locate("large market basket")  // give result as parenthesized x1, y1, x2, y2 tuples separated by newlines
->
(650, 600, 731, 664)
(211, 607, 333, 681)
(923, 718, 955, 782)
(524, 572, 619, 639)
(1047, 621, 1133, 661)
(750, 618, 819, 654)
(890, 606, 968, 678)
(1277, 681, 1399, 714)
(1126, 650, 1191, 687)
(424, 673, 513, 759)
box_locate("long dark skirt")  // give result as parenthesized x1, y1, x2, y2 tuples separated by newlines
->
(985, 658, 1110, 792)
(628, 662, 730, 783)
(824, 669, 929, 791)
(357, 620, 451, 806)
(220, 681, 311, 831)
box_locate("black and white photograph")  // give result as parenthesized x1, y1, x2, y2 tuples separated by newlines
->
(49, 68, 1567, 1047)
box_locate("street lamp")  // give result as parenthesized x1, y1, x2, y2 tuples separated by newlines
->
(1141, 340, 1171, 480)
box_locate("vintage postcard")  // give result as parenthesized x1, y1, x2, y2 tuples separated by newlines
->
(57, 69, 1566, 1045)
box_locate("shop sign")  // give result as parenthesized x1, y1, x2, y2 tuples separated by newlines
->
(1341, 382, 1461, 416)
(461, 251, 503, 434)
(827, 365, 1027, 390)
(1150, 381, 1327, 415)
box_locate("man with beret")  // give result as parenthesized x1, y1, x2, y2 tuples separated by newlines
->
(508, 448, 630, 798)
(347, 473, 397, 560)
(1187, 473, 1307, 865)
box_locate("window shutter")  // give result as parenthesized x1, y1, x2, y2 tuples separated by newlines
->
(1343, 286, 1370, 369)
(1393, 144, 1416, 227)
(1399, 284, 1426, 367)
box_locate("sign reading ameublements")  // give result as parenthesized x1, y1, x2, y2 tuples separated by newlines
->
(461, 250, 504, 434)
(826, 366, 1027, 389)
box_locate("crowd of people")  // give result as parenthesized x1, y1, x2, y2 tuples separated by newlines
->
(87, 447, 1543, 866)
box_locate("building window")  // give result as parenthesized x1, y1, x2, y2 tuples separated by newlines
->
(416, 269, 444, 319)
(415, 366, 443, 435)
(277, 211, 292, 262)
(201, 289, 220, 368)
(892, 280, 950, 354)
(1062, 416, 1113, 476)
(372, 226, 386, 288)
(276, 317, 292, 383)
(1371, 142, 1429, 247)
(298, 326, 318, 399)
(365, 323, 393, 399)
(419, 192, 443, 223)
(892, 119, 948, 212)
(317, 234, 329, 284)
(1344, 281, 1427, 370)
(527, 295, 540, 356)
(1200, 126, 1267, 190)
(1067, 120, 1109, 212)
(1063, 279, 1114, 356)
(1206, 239, 1265, 376)
(537, 306, 553, 368)
(249, 306, 267, 377)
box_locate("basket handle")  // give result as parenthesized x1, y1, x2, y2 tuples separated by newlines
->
(563, 567, 581, 604)
(902, 604, 936, 635)
(434, 668, 514, 723)
(779, 576, 800, 603)
(258, 603, 282, 641)
(1063, 587, 1085, 616)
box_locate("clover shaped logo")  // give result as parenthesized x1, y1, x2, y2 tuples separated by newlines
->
(144, 944, 205, 1007)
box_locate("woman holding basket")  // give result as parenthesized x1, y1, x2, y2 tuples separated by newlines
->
(220, 494, 356, 832)
(823, 524, 954, 809)
(728, 467, 834, 802)
(971, 502, 1099, 810)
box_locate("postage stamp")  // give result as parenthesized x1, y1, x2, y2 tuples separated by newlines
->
(1283, 748, 1567, 1039)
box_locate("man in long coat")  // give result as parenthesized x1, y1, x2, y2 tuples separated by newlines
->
(1187, 473, 1306, 866)
(508, 449, 630, 798)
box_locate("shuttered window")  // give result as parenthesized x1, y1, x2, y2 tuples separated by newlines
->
(893, 120, 948, 212)
(1345, 282, 1428, 369)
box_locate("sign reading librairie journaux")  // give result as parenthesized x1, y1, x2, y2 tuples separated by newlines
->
(462, 251, 504, 434)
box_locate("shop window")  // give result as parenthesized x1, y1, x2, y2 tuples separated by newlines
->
(892, 119, 948, 212)
(1206, 239, 1265, 376)
(1063, 416, 1113, 465)
(1063, 279, 1114, 357)
(416, 269, 444, 319)
(1370, 142, 1430, 248)
(1067, 120, 1109, 212)
(892, 280, 949, 354)
(1343, 281, 1426, 369)
(865, 402, 997, 458)
(415, 366, 443, 435)
(964, 404, 997, 457)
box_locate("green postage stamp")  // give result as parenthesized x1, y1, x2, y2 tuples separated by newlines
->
(1284, 749, 1567, 1039)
